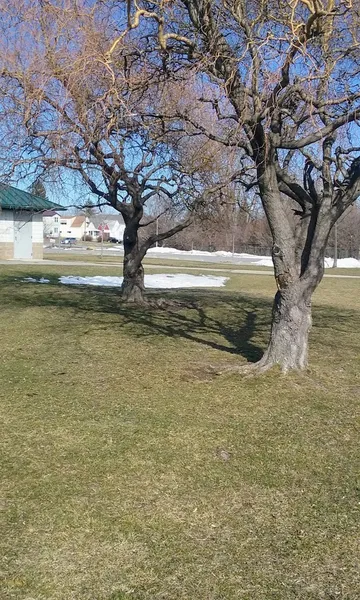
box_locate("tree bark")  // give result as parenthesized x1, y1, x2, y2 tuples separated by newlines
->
(120, 206, 192, 304)
(247, 154, 326, 373)
(121, 212, 146, 304)
(122, 257, 145, 303)
(258, 282, 313, 373)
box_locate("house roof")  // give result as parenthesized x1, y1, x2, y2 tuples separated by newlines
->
(71, 215, 85, 228)
(0, 183, 65, 212)
(43, 210, 61, 217)
(91, 214, 124, 228)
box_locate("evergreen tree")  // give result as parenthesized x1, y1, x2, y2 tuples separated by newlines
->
(29, 180, 47, 199)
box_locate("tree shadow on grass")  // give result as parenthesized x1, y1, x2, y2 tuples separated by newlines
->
(6, 271, 358, 364)
(0, 272, 273, 363)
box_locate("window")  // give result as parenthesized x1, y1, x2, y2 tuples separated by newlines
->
(60, 220, 67, 225)
(54, 216, 59, 223)
(54, 227, 58, 233)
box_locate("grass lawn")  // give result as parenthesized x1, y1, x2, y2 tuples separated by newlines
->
(1, 263, 360, 600)
(44, 251, 360, 278)
(44, 251, 275, 271)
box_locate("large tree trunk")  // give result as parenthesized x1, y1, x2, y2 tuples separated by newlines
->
(121, 213, 146, 304)
(246, 158, 327, 373)
(119, 205, 192, 303)
(122, 258, 145, 303)
(258, 282, 313, 373)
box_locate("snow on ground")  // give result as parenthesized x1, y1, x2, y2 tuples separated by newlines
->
(23, 277, 50, 283)
(255, 257, 360, 268)
(148, 246, 360, 268)
(23, 274, 228, 288)
(147, 246, 266, 259)
(324, 257, 360, 268)
(254, 256, 360, 268)
(255, 258, 273, 267)
(48, 243, 360, 268)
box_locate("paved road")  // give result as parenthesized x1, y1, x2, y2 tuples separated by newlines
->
(1, 258, 360, 279)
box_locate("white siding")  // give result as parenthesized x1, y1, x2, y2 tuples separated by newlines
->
(109, 221, 125, 240)
(14, 215, 33, 259)
(43, 213, 61, 237)
(0, 210, 14, 243)
(58, 218, 85, 239)
(62, 225, 84, 239)
(32, 214, 44, 243)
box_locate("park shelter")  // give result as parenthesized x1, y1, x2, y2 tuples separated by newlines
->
(0, 184, 65, 260)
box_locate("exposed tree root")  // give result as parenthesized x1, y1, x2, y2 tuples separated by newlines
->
(209, 353, 310, 376)
(148, 297, 187, 310)
(120, 294, 200, 310)
(211, 359, 274, 377)
(210, 355, 310, 377)
(120, 293, 148, 306)
(151, 297, 200, 311)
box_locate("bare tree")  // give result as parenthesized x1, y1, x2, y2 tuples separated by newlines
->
(28, 179, 47, 200)
(138, 0, 360, 371)
(0, 0, 221, 303)
(329, 201, 360, 259)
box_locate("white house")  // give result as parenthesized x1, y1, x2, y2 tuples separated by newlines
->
(43, 213, 101, 240)
(61, 215, 89, 239)
(91, 214, 125, 242)
(43, 210, 61, 237)
(43, 212, 125, 242)
(0, 184, 65, 260)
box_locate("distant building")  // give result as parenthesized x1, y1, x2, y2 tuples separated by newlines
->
(43, 214, 92, 239)
(42, 210, 61, 238)
(91, 214, 125, 242)
(44, 210, 125, 241)
(0, 184, 64, 260)
(43, 212, 125, 242)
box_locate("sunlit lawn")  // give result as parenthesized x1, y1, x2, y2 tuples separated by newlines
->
(1, 263, 359, 599)
(44, 250, 275, 271)
(43, 250, 360, 278)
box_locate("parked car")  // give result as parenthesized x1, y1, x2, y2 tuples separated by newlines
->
(108, 237, 122, 244)
(61, 237, 77, 245)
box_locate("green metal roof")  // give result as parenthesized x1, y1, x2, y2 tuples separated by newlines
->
(0, 183, 65, 212)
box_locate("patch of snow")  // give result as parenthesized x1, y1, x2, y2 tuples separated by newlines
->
(324, 257, 360, 268)
(59, 274, 228, 288)
(147, 247, 211, 256)
(148, 246, 274, 260)
(153, 247, 240, 260)
(255, 256, 360, 269)
(23, 274, 228, 288)
(147, 247, 360, 268)
(23, 277, 50, 283)
(255, 258, 273, 267)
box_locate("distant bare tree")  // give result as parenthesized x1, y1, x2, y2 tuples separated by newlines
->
(332, 202, 360, 258)
(28, 180, 47, 200)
